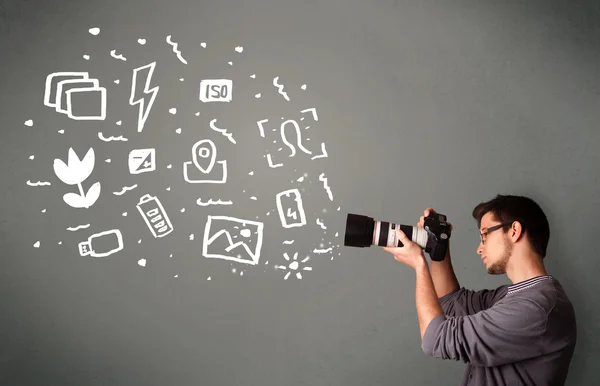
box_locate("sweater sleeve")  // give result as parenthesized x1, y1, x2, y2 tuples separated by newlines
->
(439, 285, 509, 317)
(422, 296, 548, 367)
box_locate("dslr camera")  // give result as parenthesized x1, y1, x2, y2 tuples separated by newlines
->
(344, 211, 452, 261)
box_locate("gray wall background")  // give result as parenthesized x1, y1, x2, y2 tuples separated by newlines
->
(1, 0, 599, 385)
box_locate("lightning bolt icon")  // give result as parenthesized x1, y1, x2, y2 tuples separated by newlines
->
(129, 62, 159, 132)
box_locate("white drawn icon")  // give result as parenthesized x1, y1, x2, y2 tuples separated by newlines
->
(276, 188, 306, 228)
(202, 215, 264, 265)
(79, 229, 123, 258)
(166, 35, 188, 64)
(136, 194, 173, 238)
(53, 148, 101, 208)
(44, 72, 106, 120)
(200, 79, 233, 102)
(183, 139, 227, 183)
(130, 62, 159, 132)
(257, 109, 327, 168)
(128, 149, 156, 174)
(273, 77, 290, 101)
(276, 252, 312, 280)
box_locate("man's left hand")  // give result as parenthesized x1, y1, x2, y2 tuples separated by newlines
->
(383, 229, 426, 269)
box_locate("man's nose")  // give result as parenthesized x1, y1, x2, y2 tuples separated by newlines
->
(477, 242, 484, 255)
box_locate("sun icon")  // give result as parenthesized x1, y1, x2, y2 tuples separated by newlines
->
(276, 252, 312, 280)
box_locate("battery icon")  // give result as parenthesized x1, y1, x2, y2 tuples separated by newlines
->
(136, 194, 174, 238)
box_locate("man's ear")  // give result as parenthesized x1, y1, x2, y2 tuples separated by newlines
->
(511, 221, 524, 242)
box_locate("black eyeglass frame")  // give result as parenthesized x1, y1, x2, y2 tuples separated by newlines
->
(479, 222, 513, 244)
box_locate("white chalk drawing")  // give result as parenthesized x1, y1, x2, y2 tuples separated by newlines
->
(209, 119, 236, 144)
(26, 180, 52, 187)
(276, 252, 312, 280)
(98, 132, 128, 142)
(130, 62, 159, 132)
(183, 139, 227, 183)
(138, 258, 147, 267)
(79, 229, 123, 258)
(113, 184, 138, 196)
(202, 215, 264, 265)
(44, 72, 106, 120)
(196, 198, 233, 206)
(24, 119, 33, 126)
(200, 79, 233, 102)
(275, 188, 306, 228)
(137, 38, 146, 45)
(316, 219, 327, 230)
(258, 114, 327, 166)
(318, 173, 334, 200)
(283, 240, 294, 245)
(89, 27, 100, 36)
(300, 108, 319, 121)
(281, 119, 312, 156)
(166, 35, 188, 64)
(256, 119, 268, 138)
(67, 224, 90, 231)
(273, 77, 290, 101)
(33, 241, 40, 248)
(128, 149, 156, 174)
(313, 247, 333, 254)
(53, 148, 101, 208)
(110, 50, 127, 61)
(136, 194, 173, 238)
(235, 46, 243, 53)
(311, 142, 328, 160)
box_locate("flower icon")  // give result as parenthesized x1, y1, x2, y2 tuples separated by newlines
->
(53, 147, 101, 208)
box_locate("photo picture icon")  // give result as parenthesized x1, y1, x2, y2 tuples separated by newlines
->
(44, 72, 107, 120)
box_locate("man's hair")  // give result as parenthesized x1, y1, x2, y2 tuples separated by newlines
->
(472, 194, 550, 258)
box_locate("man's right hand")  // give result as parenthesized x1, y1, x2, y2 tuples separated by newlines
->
(417, 208, 453, 231)
(417, 208, 459, 297)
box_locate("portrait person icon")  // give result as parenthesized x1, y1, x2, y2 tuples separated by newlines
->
(183, 139, 227, 184)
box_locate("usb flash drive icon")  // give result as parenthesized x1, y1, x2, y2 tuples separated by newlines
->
(78, 229, 124, 258)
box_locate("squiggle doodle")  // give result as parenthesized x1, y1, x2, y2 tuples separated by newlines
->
(197, 198, 233, 206)
(209, 119, 236, 144)
(98, 132, 128, 142)
(318, 173, 334, 201)
(67, 224, 91, 231)
(113, 184, 138, 196)
(273, 77, 290, 101)
(166, 35, 188, 64)
(313, 247, 333, 254)
(316, 219, 327, 230)
(110, 50, 127, 61)
(283, 240, 294, 244)
(26, 180, 51, 186)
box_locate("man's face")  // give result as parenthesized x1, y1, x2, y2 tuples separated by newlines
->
(477, 212, 513, 275)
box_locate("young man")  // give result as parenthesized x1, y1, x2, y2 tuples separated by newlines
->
(383, 194, 577, 386)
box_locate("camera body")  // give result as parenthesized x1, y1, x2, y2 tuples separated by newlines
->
(343, 211, 452, 262)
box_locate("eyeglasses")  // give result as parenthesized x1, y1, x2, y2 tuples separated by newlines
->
(479, 222, 513, 245)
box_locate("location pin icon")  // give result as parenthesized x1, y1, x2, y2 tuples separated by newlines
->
(192, 139, 216, 174)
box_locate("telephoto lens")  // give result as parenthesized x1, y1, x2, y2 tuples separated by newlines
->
(344, 213, 429, 249)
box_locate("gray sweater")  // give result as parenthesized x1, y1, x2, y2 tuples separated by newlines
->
(421, 275, 577, 386)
